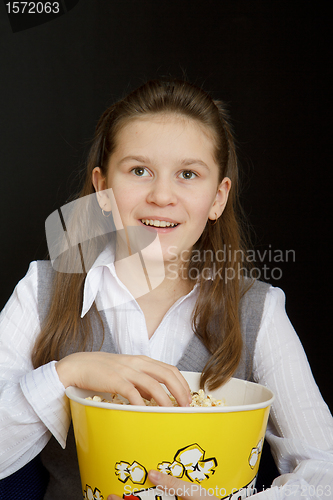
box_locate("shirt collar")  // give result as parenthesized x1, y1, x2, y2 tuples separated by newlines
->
(81, 244, 116, 318)
(81, 244, 209, 318)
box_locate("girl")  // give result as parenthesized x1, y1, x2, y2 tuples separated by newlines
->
(0, 79, 332, 499)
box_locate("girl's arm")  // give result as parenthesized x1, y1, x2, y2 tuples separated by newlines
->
(251, 286, 333, 498)
(0, 262, 70, 478)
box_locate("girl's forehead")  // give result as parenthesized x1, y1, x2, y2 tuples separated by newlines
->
(112, 113, 217, 155)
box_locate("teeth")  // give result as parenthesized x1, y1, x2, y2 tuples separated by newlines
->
(141, 219, 178, 227)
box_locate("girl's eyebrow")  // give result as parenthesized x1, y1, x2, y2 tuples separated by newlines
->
(118, 155, 150, 165)
(180, 158, 210, 170)
(118, 155, 210, 170)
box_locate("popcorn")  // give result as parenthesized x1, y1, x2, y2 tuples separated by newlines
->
(85, 389, 224, 407)
(85, 394, 127, 404)
(189, 389, 224, 407)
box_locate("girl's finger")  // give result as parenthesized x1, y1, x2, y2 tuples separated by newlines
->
(148, 358, 191, 394)
(148, 470, 211, 500)
(133, 357, 192, 406)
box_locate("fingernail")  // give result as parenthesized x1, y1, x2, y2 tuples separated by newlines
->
(149, 469, 162, 481)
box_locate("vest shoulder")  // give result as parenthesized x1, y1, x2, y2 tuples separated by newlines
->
(36, 260, 55, 280)
(36, 261, 55, 320)
(36, 259, 53, 268)
(241, 278, 271, 300)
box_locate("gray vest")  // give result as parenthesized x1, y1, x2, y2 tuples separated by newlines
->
(36, 260, 269, 499)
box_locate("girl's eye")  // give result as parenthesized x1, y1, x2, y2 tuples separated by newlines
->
(131, 167, 149, 177)
(179, 170, 197, 180)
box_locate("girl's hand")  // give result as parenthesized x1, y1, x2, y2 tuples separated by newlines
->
(107, 470, 218, 500)
(56, 352, 191, 407)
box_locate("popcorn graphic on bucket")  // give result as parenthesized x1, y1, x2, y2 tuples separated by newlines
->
(157, 443, 217, 482)
(115, 462, 148, 484)
(66, 372, 274, 500)
(83, 485, 104, 500)
(248, 439, 263, 469)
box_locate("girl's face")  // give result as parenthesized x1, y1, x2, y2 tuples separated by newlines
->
(93, 114, 231, 264)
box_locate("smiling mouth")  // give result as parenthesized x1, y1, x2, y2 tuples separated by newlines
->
(140, 219, 179, 228)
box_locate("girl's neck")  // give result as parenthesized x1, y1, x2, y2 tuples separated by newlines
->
(114, 232, 193, 301)
(114, 256, 193, 301)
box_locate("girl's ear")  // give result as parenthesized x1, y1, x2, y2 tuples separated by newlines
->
(92, 167, 112, 211)
(208, 177, 231, 221)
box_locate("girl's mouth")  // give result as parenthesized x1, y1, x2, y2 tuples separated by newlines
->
(140, 219, 179, 228)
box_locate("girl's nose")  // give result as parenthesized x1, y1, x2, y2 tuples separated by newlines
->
(146, 178, 177, 206)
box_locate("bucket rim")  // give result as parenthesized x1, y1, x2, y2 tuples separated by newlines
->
(66, 373, 275, 413)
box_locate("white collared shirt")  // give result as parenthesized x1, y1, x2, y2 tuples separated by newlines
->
(81, 245, 198, 363)
(0, 257, 333, 499)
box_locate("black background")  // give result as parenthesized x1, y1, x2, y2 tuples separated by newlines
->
(0, 1, 332, 410)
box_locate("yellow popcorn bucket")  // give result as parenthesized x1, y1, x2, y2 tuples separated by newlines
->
(66, 372, 274, 500)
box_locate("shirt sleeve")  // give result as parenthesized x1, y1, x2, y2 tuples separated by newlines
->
(0, 262, 71, 478)
(251, 286, 333, 499)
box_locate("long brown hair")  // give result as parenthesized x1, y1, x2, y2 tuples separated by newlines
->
(32, 79, 252, 390)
